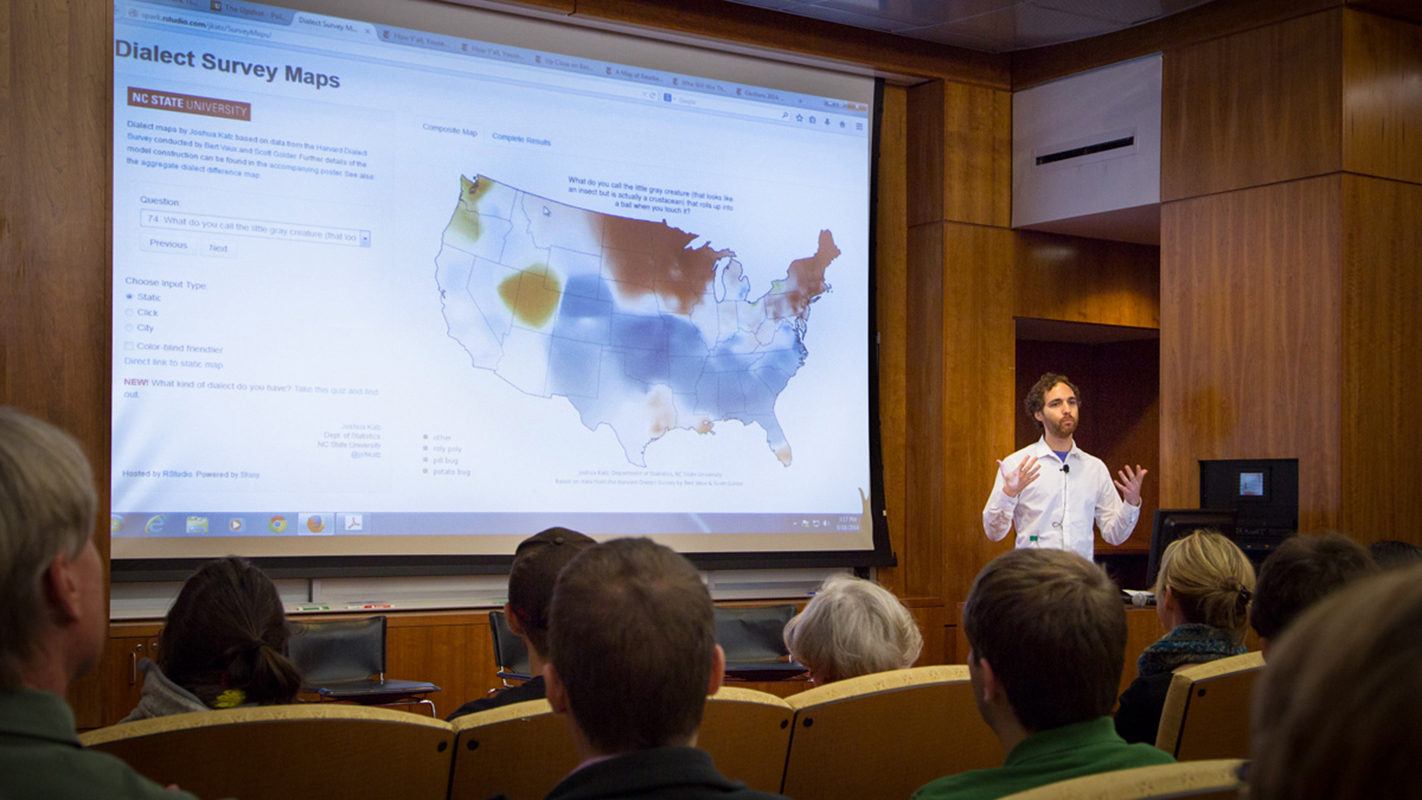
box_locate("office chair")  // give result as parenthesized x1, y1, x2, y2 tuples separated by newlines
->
(714, 604, 809, 681)
(287, 616, 441, 716)
(489, 609, 533, 687)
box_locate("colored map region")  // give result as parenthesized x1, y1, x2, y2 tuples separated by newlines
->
(435, 175, 837, 466)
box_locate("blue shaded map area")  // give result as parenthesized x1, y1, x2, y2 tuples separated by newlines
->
(436, 174, 837, 467)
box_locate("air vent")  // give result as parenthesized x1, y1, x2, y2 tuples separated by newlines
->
(1035, 135, 1135, 166)
(1011, 54, 1162, 243)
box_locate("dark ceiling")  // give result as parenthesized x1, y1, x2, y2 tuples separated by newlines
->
(723, 0, 1217, 52)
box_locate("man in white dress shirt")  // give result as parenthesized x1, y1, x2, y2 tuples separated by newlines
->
(982, 374, 1148, 560)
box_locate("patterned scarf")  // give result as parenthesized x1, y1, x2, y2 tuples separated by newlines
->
(1136, 623, 1246, 677)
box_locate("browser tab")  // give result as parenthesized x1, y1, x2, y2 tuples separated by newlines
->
(607, 65, 669, 86)
(291, 13, 375, 40)
(532, 53, 598, 75)
(206, 0, 294, 25)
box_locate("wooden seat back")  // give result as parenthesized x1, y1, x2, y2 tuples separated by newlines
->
(699, 686, 795, 794)
(1155, 652, 1265, 760)
(449, 699, 578, 800)
(80, 704, 453, 800)
(781, 666, 1002, 800)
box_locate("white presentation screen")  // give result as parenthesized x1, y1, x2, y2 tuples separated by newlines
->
(110, 0, 883, 570)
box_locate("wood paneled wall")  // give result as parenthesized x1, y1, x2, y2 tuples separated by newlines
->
(3, 0, 115, 726)
(1346, 0, 1422, 25)
(1011, 0, 1342, 90)
(874, 85, 911, 599)
(1341, 175, 1422, 543)
(1343, 10, 1422, 185)
(1156, 6, 1422, 544)
(936, 222, 1017, 612)
(1159, 177, 1344, 529)
(1162, 10, 1343, 201)
(1013, 232, 1160, 328)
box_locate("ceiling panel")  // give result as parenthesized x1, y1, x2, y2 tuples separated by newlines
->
(902, 5, 1122, 51)
(724, 0, 1219, 52)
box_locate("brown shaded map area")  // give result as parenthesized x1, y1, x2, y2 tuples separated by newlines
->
(498, 262, 562, 328)
(764, 230, 839, 320)
(446, 175, 497, 244)
(602, 214, 729, 315)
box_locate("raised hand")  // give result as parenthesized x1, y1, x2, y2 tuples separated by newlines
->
(1114, 464, 1148, 506)
(998, 456, 1041, 498)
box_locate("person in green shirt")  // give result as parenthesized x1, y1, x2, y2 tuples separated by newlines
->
(913, 549, 1174, 800)
(0, 408, 198, 799)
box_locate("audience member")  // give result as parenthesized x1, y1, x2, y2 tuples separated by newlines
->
(1250, 562, 1422, 800)
(1114, 531, 1253, 744)
(447, 526, 594, 720)
(1251, 531, 1377, 656)
(1367, 538, 1422, 571)
(122, 555, 302, 721)
(0, 408, 198, 798)
(782, 573, 923, 684)
(542, 537, 789, 800)
(913, 549, 1172, 800)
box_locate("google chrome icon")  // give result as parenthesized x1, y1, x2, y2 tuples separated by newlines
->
(268, 516, 287, 533)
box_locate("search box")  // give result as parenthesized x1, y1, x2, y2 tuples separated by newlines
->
(139, 210, 368, 247)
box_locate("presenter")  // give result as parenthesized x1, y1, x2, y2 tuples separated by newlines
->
(983, 373, 1147, 560)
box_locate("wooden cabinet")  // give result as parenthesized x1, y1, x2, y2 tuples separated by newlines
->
(102, 630, 162, 727)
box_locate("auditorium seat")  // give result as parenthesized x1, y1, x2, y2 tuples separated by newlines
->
(449, 699, 578, 800)
(781, 665, 1002, 800)
(700, 686, 795, 793)
(995, 759, 1244, 800)
(1155, 651, 1265, 759)
(78, 704, 454, 800)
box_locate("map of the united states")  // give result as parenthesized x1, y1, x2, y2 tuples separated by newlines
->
(434, 175, 837, 467)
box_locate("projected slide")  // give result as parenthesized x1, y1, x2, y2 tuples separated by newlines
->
(110, 0, 876, 560)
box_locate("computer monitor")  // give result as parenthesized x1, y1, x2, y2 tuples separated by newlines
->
(1199, 458, 1298, 564)
(1145, 508, 1238, 588)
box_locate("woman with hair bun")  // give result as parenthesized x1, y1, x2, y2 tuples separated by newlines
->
(1114, 530, 1255, 744)
(122, 556, 303, 721)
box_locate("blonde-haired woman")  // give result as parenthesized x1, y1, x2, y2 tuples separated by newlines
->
(1114, 530, 1255, 744)
(783, 574, 923, 685)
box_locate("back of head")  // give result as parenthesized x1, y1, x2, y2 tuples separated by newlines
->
(548, 537, 714, 754)
(0, 409, 97, 689)
(1251, 532, 1378, 641)
(1155, 530, 1256, 644)
(964, 549, 1125, 732)
(1368, 539, 1422, 571)
(783, 573, 923, 684)
(507, 526, 595, 657)
(1251, 563, 1422, 800)
(159, 556, 303, 707)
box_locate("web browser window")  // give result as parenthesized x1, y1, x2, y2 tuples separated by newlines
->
(111, 0, 878, 566)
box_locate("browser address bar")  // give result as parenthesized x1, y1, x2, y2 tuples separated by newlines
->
(117, 2, 804, 124)
(120, 6, 275, 41)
